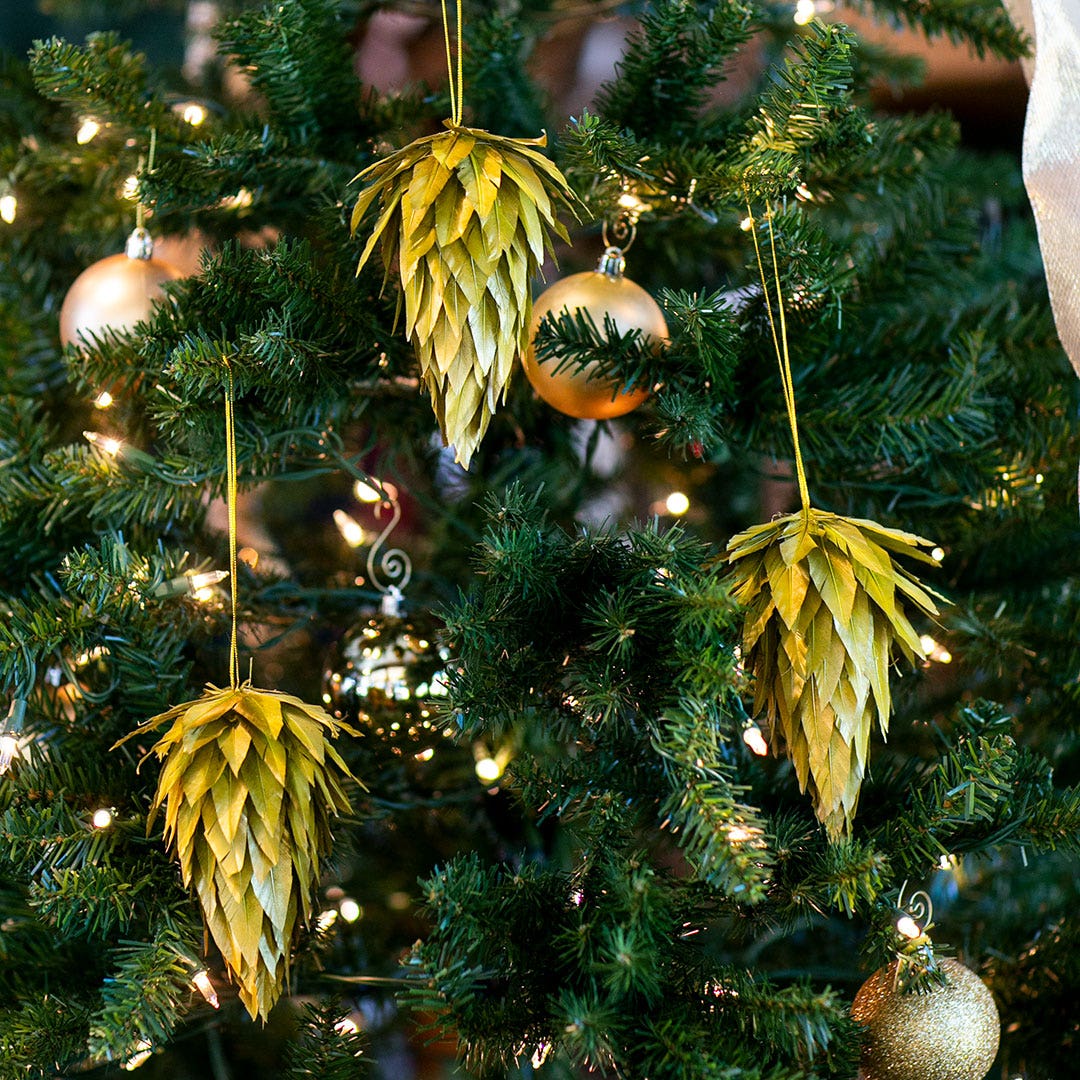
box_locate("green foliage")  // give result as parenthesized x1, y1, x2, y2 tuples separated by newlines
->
(282, 999, 370, 1079)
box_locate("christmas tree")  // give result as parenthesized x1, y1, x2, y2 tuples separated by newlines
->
(1, 1, 1077, 1078)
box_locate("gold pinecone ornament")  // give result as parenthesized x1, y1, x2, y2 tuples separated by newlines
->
(351, 122, 576, 468)
(726, 507, 944, 839)
(120, 683, 359, 1019)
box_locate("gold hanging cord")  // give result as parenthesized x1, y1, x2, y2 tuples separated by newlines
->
(440, 0, 465, 126)
(745, 196, 811, 513)
(224, 363, 241, 688)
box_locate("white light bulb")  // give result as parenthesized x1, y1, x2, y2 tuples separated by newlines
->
(122, 1040, 153, 1070)
(333, 509, 367, 547)
(93, 391, 114, 409)
(931, 546, 945, 563)
(335, 1017, 360, 1036)
(76, 118, 101, 144)
(316, 908, 339, 931)
(339, 898, 362, 923)
(742, 725, 769, 757)
(189, 570, 229, 593)
(0, 195, 16, 224)
(353, 479, 383, 504)
(0, 734, 19, 773)
(181, 103, 207, 126)
(92, 808, 113, 829)
(475, 756, 502, 783)
(896, 915, 921, 939)
(121, 175, 140, 201)
(192, 970, 219, 1009)
(665, 491, 690, 516)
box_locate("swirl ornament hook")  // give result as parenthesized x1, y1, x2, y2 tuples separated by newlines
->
(365, 492, 413, 609)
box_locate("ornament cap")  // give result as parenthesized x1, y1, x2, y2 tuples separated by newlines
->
(125, 227, 155, 261)
(597, 246, 626, 279)
(380, 587, 403, 617)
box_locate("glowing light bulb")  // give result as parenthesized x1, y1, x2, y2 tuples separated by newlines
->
(475, 756, 502, 783)
(92, 808, 114, 829)
(742, 724, 769, 756)
(0, 195, 15, 224)
(339, 898, 362, 923)
(316, 909, 339, 931)
(665, 491, 690, 516)
(238, 547, 259, 568)
(353, 479, 383, 503)
(793, 0, 816, 24)
(220, 187, 254, 210)
(739, 215, 754, 231)
(189, 570, 229, 595)
(93, 391, 114, 409)
(84, 431, 123, 457)
(181, 103, 207, 126)
(333, 509, 367, 547)
(919, 635, 952, 664)
(76, 118, 101, 144)
(896, 915, 921, 939)
(931, 546, 945, 563)
(122, 1041, 153, 1070)
(121, 175, 140, 201)
(414, 747, 435, 762)
(192, 970, 219, 1008)
(335, 1017, 360, 1035)
(0, 734, 19, 773)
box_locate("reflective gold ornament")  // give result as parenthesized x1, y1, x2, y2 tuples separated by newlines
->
(323, 611, 451, 754)
(351, 123, 576, 468)
(523, 246, 664, 420)
(59, 228, 183, 347)
(116, 683, 360, 1020)
(852, 957, 1000, 1080)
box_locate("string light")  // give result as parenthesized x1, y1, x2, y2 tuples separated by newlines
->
(0, 699, 27, 774)
(333, 509, 367, 548)
(919, 634, 953, 664)
(742, 723, 769, 757)
(339, 898, 362, 923)
(665, 491, 690, 516)
(335, 1016, 360, 1036)
(475, 755, 502, 783)
(121, 175, 140, 201)
(353, 478, 384, 503)
(931, 546, 945, 563)
(83, 431, 123, 457)
(191, 970, 219, 1009)
(414, 746, 435, 762)
(316, 908, 339, 931)
(179, 103, 208, 126)
(0, 194, 16, 224)
(93, 390, 114, 409)
(739, 215, 753, 231)
(220, 188, 254, 210)
(896, 915, 922, 940)
(122, 1041, 153, 1071)
(76, 118, 101, 144)
(92, 808, 114, 829)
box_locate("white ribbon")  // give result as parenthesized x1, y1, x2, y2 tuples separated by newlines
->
(1004, 0, 1080, 378)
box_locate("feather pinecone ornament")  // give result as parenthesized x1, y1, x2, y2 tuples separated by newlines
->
(351, 122, 576, 468)
(117, 684, 360, 1019)
(727, 508, 944, 839)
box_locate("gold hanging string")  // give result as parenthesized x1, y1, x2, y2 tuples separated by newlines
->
(440, 0, 464, 126)
(134, 127, 158, 232)
(224, 363, 240, 688)
(746, 197, 811, 512)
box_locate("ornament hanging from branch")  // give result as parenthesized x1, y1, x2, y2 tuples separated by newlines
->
(523, 228, 665, 420)
(116, 366, 361, 1021)
(350, 0, 577, 468)
(851, 888, 1000, 1080)
(59, 131, 184, 349)
(726, 200, 946, 840)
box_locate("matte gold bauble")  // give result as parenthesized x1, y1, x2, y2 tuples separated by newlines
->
(852, 958, 1000, 1080)
(523, 246, 666, 420)
(59, 230, 184, 347)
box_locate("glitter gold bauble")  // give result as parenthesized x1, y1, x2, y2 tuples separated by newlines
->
(322, 611, 451, 754)
(59, 229, 184, 347)
(852, 958, 1000, 1080)
(523, 246, 665, 420)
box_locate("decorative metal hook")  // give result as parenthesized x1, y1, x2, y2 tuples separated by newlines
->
(896, 880, 934, 929)
(602, 217, 636, 253)
(366, 494, 413, 604)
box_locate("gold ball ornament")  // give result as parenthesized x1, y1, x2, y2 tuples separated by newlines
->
(852, 958, 1000, 1080)
(59, 228, 184, 347)
(523, 246, 666, 420)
